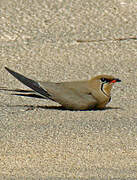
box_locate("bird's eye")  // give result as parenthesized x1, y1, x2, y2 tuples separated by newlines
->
(101, 78, 106, 82)
(100, 78, 109, 83)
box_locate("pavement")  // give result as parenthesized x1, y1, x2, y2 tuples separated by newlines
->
(0, 0, 137, 179)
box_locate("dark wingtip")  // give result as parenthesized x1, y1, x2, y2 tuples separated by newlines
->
(5, 66, 52, 100)
(5, 67, 11, 72)
(5, 67, 17, 77)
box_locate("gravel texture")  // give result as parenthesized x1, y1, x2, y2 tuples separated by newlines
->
(0, 0, 137, 179)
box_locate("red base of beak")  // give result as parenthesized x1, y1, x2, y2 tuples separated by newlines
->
(111, 80, 117, 83)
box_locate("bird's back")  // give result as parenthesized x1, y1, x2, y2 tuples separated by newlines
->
(39, 81, 97, 110)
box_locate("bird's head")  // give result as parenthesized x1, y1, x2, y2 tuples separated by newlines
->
(90, 75, 121, 97)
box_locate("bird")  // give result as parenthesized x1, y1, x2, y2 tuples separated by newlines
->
(5, 67, 121, 110)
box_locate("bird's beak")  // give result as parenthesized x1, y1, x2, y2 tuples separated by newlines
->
(110, 78, 121, 83)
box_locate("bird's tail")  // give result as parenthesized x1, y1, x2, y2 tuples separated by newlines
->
(5, 67, 52, 100)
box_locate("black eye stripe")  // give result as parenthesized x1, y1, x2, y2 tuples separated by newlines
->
(100, 78, 110, 83)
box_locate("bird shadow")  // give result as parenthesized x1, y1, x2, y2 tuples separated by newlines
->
(0, 87, 122, 111)
(3, 104, 122, 112)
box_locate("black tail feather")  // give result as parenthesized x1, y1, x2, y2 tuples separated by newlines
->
(5, 67, 52, 100)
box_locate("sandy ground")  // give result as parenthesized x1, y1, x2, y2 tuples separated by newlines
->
(0, 0, 137, 179)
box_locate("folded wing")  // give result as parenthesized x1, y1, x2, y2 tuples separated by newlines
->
(5, 67, 97, 110)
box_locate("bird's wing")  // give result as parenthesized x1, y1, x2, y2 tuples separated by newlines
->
(5, 67, 53, 100)
(39, 81, 97, 110)
(5, 67, 97, 110)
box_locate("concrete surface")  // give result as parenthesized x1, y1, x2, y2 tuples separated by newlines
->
(0, 0, 137, 179)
